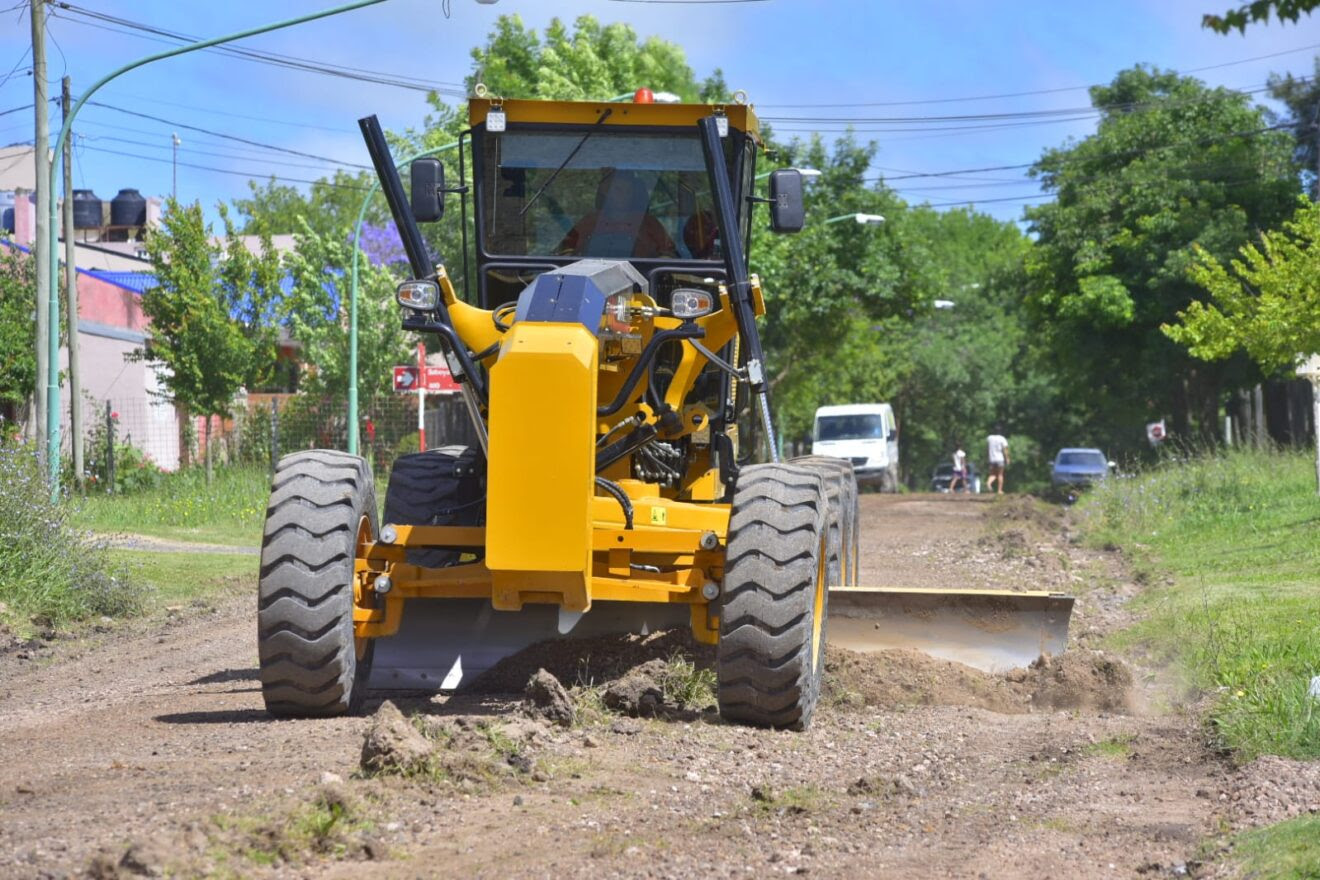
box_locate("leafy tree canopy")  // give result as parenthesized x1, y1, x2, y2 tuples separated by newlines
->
(1203, 0, 1319, 32)
(0, 247, 36, 431)
(1024, 65, 1297, 446)
(1164, 197, 1320, 374)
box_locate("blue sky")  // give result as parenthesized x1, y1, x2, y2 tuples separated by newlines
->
(1, 0, 1316, 227)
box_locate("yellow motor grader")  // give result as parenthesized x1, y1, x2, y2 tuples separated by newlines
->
(256, 92, 1072, 729)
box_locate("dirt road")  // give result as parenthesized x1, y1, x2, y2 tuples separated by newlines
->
(0, 494, 1293, 878)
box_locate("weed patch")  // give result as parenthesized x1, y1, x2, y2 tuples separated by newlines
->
(0, 443, 137, 633)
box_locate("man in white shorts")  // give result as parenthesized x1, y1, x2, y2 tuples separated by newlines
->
(986, 429, 1009, 494)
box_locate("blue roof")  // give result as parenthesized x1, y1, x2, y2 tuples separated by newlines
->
(83, 270, 158, 293)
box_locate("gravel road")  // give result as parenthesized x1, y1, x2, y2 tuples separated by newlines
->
(1, 492, 1313, 879)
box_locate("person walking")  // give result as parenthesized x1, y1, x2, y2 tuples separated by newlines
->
(986, 428, 1009, 494)
(949, 444, 967, 493)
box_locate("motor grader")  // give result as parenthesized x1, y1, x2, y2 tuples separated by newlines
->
(256, 90, 1072, 729)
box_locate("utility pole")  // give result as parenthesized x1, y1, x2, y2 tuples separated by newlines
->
(62, 76, 82, 491)
(30, 0, 49, 463)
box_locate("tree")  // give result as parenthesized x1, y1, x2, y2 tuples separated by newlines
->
(1267, 57, 1320, 198)
(467, 14, 704, 102)
(140, 200, 259, 480)
(1024, 65, 1298, 450)
(1163, 198, 1320, 374)
(0, 247, 36, 437)
(1203, 0, 1319, 32)
(281, 219, 411, 403)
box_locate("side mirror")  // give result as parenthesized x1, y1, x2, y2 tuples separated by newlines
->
(410, 158, 445, 223)
(768, 169, 804, 233)
(887, 429, 897, 441)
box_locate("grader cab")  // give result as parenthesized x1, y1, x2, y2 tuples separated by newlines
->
(256, 92, 1072, 729)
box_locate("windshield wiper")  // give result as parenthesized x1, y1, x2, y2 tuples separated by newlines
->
(519, 107, 613, 218)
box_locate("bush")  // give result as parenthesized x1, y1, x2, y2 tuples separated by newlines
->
(76, 410, 165, 494)
(0, 442, 138, 631)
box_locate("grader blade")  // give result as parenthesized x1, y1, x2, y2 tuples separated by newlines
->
(827, 588, 1073, 673)
(368, 599, 688, 692)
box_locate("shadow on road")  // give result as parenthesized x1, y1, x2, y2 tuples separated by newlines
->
(154, 708, 275, 725)
(188, 668, 258, 686)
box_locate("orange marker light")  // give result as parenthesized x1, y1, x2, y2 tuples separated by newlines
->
(633, 87, 655, 104)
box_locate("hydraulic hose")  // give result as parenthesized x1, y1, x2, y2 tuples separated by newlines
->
(594, 476, 634, 530)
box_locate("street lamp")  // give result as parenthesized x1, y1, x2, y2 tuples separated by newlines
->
(824, 212, 885, 225)
(42, 0, 390, 499)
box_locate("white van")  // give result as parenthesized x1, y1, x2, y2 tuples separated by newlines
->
(811, 403, 900, 491)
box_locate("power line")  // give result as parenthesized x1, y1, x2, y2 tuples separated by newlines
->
(48, 3, 468, 98)
(81, 99, 370, 169)
(77, 143, 370, 191)
(80, 133, 361, 173)
(96, 90, 355, 134)
(758, 42, 1320, 108)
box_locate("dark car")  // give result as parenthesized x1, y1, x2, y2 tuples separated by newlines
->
(931, 462, 980, 494)
(1050, 448, 1112, 491)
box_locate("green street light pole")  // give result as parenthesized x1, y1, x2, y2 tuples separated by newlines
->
(42, 0, 390, 500)
(347, 140, 457, 455)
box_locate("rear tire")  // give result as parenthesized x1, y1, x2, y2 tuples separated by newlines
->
(383, 446, 485, 568)
(257, 450, 376, 718)
(789, 455, 859, 586)
(717, 463, 833, 730)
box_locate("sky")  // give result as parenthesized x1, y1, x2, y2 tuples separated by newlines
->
(0, 0, 1317, 228)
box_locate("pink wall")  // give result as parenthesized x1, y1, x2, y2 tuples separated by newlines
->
(77, 272, 147, 332)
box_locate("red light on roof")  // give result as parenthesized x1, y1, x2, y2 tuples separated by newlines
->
(633, 87, 655, 104)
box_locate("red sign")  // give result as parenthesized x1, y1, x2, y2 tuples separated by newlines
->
(393, 365, 419, 392)
(393, 364, 459, 393)
(422, 364, 459, 392)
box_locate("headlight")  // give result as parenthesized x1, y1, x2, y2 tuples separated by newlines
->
(671, 288, 714, 319)
(396, 280, 439, 310)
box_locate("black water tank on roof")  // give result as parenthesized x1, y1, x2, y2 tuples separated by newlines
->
(110, 188, 146, 227)
(72, 189, 102, 229)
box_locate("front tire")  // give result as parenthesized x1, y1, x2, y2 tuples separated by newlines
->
(717, 463, 833, 730)
(257, 450, 376, 718)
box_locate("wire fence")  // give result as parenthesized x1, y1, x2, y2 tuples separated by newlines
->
(70, 391, 479, 492)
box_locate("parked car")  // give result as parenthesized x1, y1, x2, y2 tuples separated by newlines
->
(1050, 448, 1113, 493)
(931, 462, 981, 494)
(811, 403, 900, 491)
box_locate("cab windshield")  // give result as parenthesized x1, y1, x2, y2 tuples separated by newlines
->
(479, 127, 742, 261)
(815, 415, 885, 442)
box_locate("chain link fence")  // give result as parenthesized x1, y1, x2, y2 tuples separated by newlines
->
(71, 391, 479, 491)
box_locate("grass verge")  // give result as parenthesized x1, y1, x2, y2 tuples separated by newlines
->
(1078, 448, 1320, 759)
(1230, 815, 1320, 879)
(108, 549, 256, 609)
(72, 465, 271, 547)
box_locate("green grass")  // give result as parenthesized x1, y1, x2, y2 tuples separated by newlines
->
(108, 549, 256, 608)
(1083, 734, 1135, 759)
(1078, 448, 1320, 759)
(72, 465, 271, 547)
(1231, 815, 1320, 879)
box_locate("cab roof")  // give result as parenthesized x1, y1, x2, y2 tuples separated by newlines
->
(469, 97, 761, 140)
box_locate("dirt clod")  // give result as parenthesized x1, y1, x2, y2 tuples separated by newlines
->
(360, 700, 432, 773)
(602, 658, 668, 717)
(524, 667, 575, 726)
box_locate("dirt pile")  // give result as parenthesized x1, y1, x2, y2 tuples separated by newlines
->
(825, 646, 1135, 715)
(602, 658, 669, 716)
(1016, 650, 1134, 712)
(1222, 755, 1320, 829)
(464, 628, 713, 693)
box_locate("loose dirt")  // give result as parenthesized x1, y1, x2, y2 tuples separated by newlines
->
(0, 492, 1296, 878)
